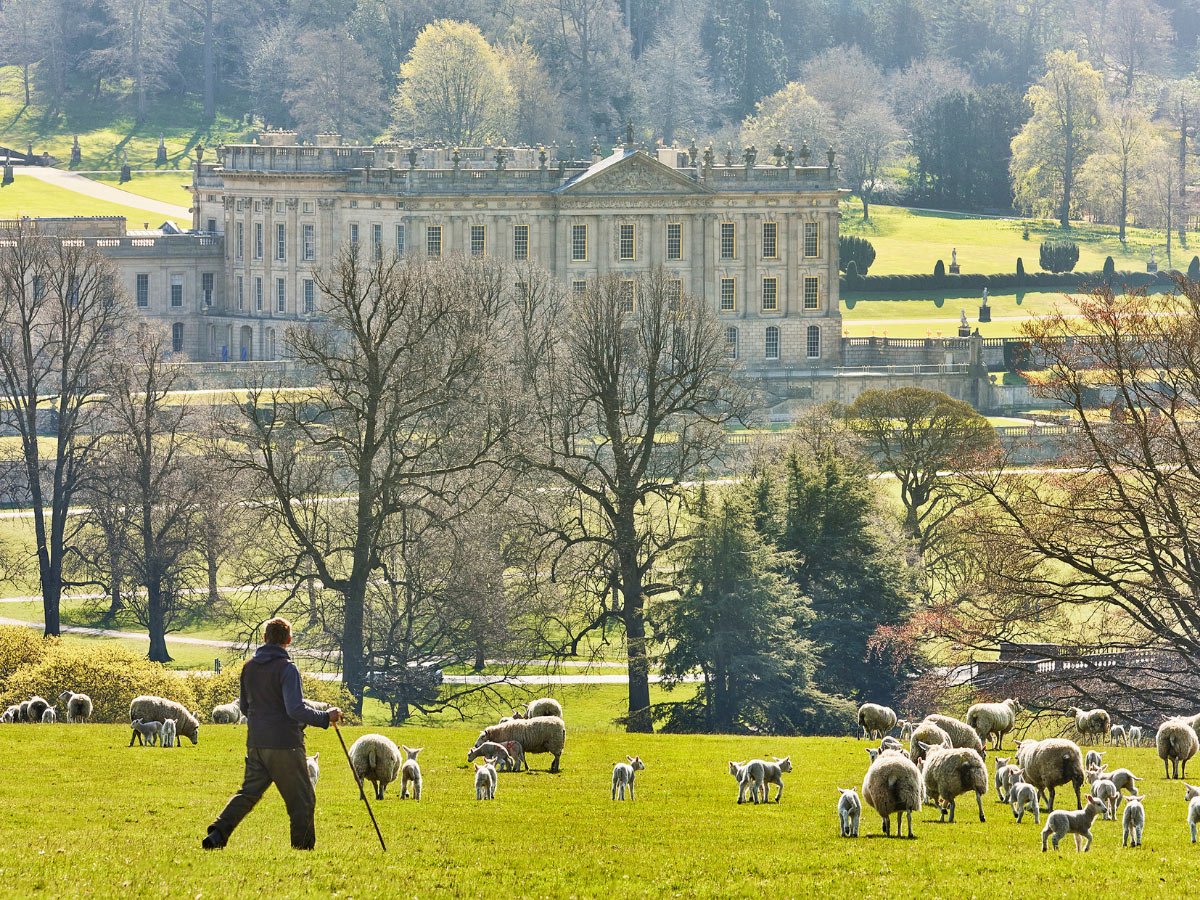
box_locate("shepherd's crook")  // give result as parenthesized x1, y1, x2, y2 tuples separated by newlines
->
(333, 722, 387, 852)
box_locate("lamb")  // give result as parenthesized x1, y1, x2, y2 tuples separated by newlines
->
(879, 736, 904, 752)
(475, 761, 497, 800)
(898, 720, 915, 741)
(966, 699, 1022, 751)
(500, 740, 526, 773)
(524, 697, 563, 720)
(1122, 795, 1145, 847)
(738, 757, 792, 804)
(1158, 718, 1200, 779)
(211, 701, 242, 724)
(160, 718, 177, 749)
(348, 733, 402, 801)
(1089, 777, 1120, 820)
(1087, 765, 1139, 796)
(1008, 779, 1041, 824)
(475, 716, 565, 773)
(26, 696, 49, 723)
(307, 753, 320, 786)
(129, 696, 200, 745)
(129, 719, 161, 747)
(837, 788, 861, 837)
(1064, 706, 1111, 745)
(1041, 794, 1106, 852)
(919, 743, 987, 823)
(1128, 726, 1144, 747)
(64, 693, 92, 724)
(1187, 783, 1200, 842)
(994, 757, 1019, 801)
(40, 707, 56, 724)
(467, 741, 513, 769)
(908, 721, 952, 766)
(400, 746, 422, 800)
(862, 749, 924, 838)
(0, 706, 16, 723)
(922, 714, 985, 758)
(612, 755, 645, 801)
(1022, 738, 1086, 811)
(866, 748, 880, 764)
(1110, 724, 1128, 747)
(1085, 750, 1105, 770)
(729, 761, 764, 804)
(858, 703, 897, 740)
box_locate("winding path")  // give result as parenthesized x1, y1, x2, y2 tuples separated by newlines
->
(16, 167, 190, 220)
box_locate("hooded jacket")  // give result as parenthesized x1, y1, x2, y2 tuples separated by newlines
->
(239, 643, 331, 749)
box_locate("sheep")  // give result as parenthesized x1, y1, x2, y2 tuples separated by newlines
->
(211, 700, 242, 724)
(858, 703, 898, 740)
(837, 788, 861, 837)
(1022, 738, 1086, 812)
(866, 748, 880, 764)
(1041, 794, 1107, 852)
(1187, 783, 1200, 842)
(475, 716, 565, 773)
(348, 734, 402, 801)
(1089, 777, 1120, 820)
(129, 719, 161, 747)
(160, 718, 177, 749)
(64, 693, 92, 724)
(966, 699, 1022, 751)
(898, 720, 915, 741)
(1160, 718, 1200, 779)
(467, 741, 513, 769)
(1087, 765, 1139, 796)
(40, 707, 56, 724)
(735, 757, 791, 804)
(612, 755, 645, 801)
(1085, 750, 1105, 770)
(1064, 706, 1111, 745)
(879, 736, 904, 752)
(1008, 779, 1041, 824)
(729, 761, 764, 804)
(525, 697, 563, 720)
(26, 696, 49, 722)
(862, 750, 924, 838)
(18, 700, 30, 722)
(500, 740, 526, 773)
(994, 757, 1019, 801)
(1128, 726, 1144, 747)
(919, 743, 987, 823)
(307, 753, 320, 786)
(129, 696, 199, 745)
(1110, 724, 1128, 747)
(1014, 738, 1040, 770)
(908, 721, 952, 766)
(0, 706, 16, 723)
(475, 761, 497, 800)
(400, 746, 422, 800)
(1122, 795, 1145, 847)
(922, 714, 985, 759)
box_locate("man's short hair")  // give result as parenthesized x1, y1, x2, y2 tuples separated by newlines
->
(264, 617, 292, 646)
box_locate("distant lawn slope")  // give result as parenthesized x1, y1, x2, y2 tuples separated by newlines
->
(0, 172, 189, 228)
(86, 171, 192, 206)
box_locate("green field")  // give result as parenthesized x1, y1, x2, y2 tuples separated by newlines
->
(1, 724, 1194, 897)
(85, 171, 192, 207)
(0, 173, 190, 228)
(840, 289, 1081, 338)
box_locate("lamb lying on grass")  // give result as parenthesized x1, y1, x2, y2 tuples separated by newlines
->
(837, 788, 861, 837)
(400, 746, 422, 800)
(129, 719, 162, 747)
(612, 755, 645, 801)
(1041, 795, 1106, 852)
(1122, 795, 1144, 847)
(475, 761, 497, 800)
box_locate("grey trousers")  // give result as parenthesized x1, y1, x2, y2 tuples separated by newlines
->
(208, 747, 317, 849)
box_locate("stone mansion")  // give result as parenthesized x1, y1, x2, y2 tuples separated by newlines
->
(74, 133, 846, 368)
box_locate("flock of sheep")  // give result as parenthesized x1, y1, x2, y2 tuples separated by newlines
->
(3, 691, 93, 724)
(842, 700, 1200, 851)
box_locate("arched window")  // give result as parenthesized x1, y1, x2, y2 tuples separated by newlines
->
(171, 322, 184, 354)
(764, 326, 779, 361)
(806, 325, 821, 359)
(725, 326, 738, 359)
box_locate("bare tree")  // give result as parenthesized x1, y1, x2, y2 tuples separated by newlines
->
(283, 29, 385, 139)
(92, 0, 180, 121)
(838, 101, 904, 221)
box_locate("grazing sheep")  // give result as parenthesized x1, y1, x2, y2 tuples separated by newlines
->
(18, 700, 30, 722)
(1158, 718, 1200, 779)
(1187, 784, 1200, 842)
(500, 740, 526, 773)
(1088, 765, 1139, 796)
(837, 788, 861, 837)
(858, 703, 898, 740)
(1064, 706, 1111, 745)
(475, 761, 497, 800)
(898, 720, 915, 741)
(467, 741, 513, 769)
(0, 706, 16, 723)
(40, 707, 56, 724)
(129, 696, 199, 745)
(64, 693, 92, 724)
(909, 721, 952, 766)
(862, 750, 924, 838)
(1128, 726, 1144, 747)
(1089, 777, 1120, 820)
(1023, 738, 1086, 811)
(525, 697, 563, 720)
(1085, 750, 1105, 770)
(211, 701, 242, 724)
(1122, 795, 1144, 847)
(612, 755, 645, 801)
(129, 719, 161, 747)
(879, 736, 904, 752)
(966, 699, 1022, 751)
(160, 718, 177, 749)
(920, 743, 988, 823)
(475, 716, 565, 773)
(1041, 795, 1106, 852)
(923, 714, 985, 758)
(400, 746, 422, 800)
(307, 753, 320, 786)
(1110, 724, 1128, 747)
(26, 696, 49, 722)
(348, 734, 402, 801)
(1008, 779, 1041, 824)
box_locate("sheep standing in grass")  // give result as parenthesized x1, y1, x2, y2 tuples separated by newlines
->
(909, 721, 952, 766)
(348, 734, 402, 801)
(1088, 765, 1139, 796)
(994, 758, 1021, 802)
(1187, 784, 1200, 842)
(467, 741, 513, 770)
(837, 788, 861, 837)
(525, 697, 563, 720)
(1128, 726, 1144, 747)
(475, 761, 497, 800)
(40, 707, 56, 724)
(1122, 796, 1144, 847)
(898, 720, 915, 741)
(920, 743, 988, 823)
(1110, 725, 1127, 747)
(1008, 779, 1041, 824)
(1089, 777, 1120, 820)
(922, 714, 985, 758)
(18, 701, 30, 722)
(307, 753, 320, 787)
(1064, 706, 1111, 745)
(1159, 719, 1200, 779)
(475, 716, 565, 773)
(64, 693, 92, 724)
(160, 718, 177, 748)
(212, 701, 242, 724)
(748, 757, 791, 804)
(858, 703, 897, 740)
(500, 740, 525, 773)
(0, 706, 16, 723)
(1023, 738, 1086, 811)
(27, 696, 49, 723)
(129, 696, 199, 745)
(729, 761, 764, 804)
(1041, 795, 1106, 852)
(129, 719, 161, 747)
(966, 699, 1022, 751)
(400, 746, 422, 800)
(1085, 750, 1104, 770)
(862, 750, 923, 838)
(612, 755, 645, 801)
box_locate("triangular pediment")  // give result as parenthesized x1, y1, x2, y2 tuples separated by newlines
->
(556, 150, 712, 196)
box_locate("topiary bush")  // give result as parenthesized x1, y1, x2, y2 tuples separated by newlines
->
(839, 235, 876, 275)
(933, 259, 946, 282)
(1188, 256, 1200, 280)
(1015, 257, 1025, 284)
(1040, 240, 1080, 273)
(1103, 256, 1115, 283)
(844, 259, 859, 281)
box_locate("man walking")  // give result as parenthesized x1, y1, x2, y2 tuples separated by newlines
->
(203, 617, 341, 850)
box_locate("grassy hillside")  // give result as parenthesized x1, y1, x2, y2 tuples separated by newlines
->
(0, 173, 189, 228)
(0, 724, 1193, 897)
(85, 171, 192, 207)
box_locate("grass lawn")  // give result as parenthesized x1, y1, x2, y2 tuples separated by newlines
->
(1, 725, 1194, 897)
(0, 173, 190, 228)
(841, 289, 1081, 338)
(85, 171, 192, 207)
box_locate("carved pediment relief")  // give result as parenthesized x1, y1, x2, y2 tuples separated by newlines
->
(559, 152, 710, 196)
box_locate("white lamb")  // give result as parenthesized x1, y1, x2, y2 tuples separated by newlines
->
(475, 761, 497, 800)
(1128, 725, 1144, 747)
(729, 761, 765, 805)
(1088, 765, 1139, 796)
(160, 718, 177, 748)
(1085, 750, 1105, 769)
(40, 707, 56, 724)
(1008, 779, 1040, 824)
(739, 756, 792, 805)
(1122, 795, 1144, 847)
(1110, 724, 1127, 747)
(837, 787, 861, 837)
(307, 753, 320, 786)
(994, 757, 1014, 801)
(400, 746, 422, 800)
(611, 755, 645, 801)
(1089, 777, 1121, 821)
(129, 719, 161, 747)
(1041, 794, 1106, 852)
(1186, 783, 1200, 842)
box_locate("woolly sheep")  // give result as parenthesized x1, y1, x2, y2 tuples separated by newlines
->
(525, 697, 563, 720)
(0, 706, 16, 723)
(1085, 750, 1105, 770)
(211, 701, 242, 725)
(1128, 726, 1144, 747)
(500, 740, 526, 773)
(858, 703, 898, 740)
(862, 750, 924, 838)
(307, 753, 320, 786)
(879, 736, 904, 752)
(729, 761, 764, 805)
(1157, 718, 1199, 779)
(919, 743, 987, 824)
(1089, 777, 1120, 821)
(475, 761, 497, 800)
(129, 719, 161, 747)
(1110, 724, 1128, 747)
(26, 696, 49, 722)
(1064, 706, 1111, 745)
(908, 721, 952, 766)
(738, 757, 791, 804)
(1022, 738, 1086, 812)
(837, 788, 861, 837)
(400, 746, 422, 800)
(1008, 779, 1040, 824)
(349, 733, 402, 801)
(40, 707, 56, 724)
(467, 741, 513, 769)
(160, 718, 177, 749)
(923, 714, 985, 758)
(475, 716, 565, 773)
(1088, 765, 1139, 796)
(1041, 795, 1106, 852)
(129, 696, 199, 745)
(18, 700, 30, 722)
(64, 693, 92, 724)
(966, 699, 1022, 751)
(1187, 783, 1200, 842)
(1122, 795, 1144, 847)
(612, 755, 645, 801)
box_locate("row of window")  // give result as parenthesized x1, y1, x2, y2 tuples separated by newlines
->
(725, 325, 822, 361)
(719, 276, 823, 312)
(233, 275, 317, 314)
(134, 273, 215, 309)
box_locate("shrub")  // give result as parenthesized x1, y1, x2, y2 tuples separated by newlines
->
(0, 626, 51, 687)
(839, 235, 876, 275)
(186, 669, 357, 724)
(1016, 257, 1025, 284)
(1040, 240, 1079, 273)
(933, 259, 946, 281)
(1103, 256, 1115, 282)
(844, 259, 859, 281)
(1189, 256, 1200, 280)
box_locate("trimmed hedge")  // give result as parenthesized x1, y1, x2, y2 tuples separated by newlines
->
(841, 268, 1171, 295)
(1040, 240, 1080, 273)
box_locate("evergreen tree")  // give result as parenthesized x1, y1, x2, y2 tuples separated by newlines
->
(708, 0, 786, 118)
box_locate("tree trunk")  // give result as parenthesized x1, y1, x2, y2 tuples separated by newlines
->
(861, 193, 870, 221)
(618, 538, 652, 732)
(107, 549, 123, 619)
(41, 568, 61, 637)
(1119, 163, 1128, 243)
(206, 548, 219, 606)
(22, 64, 30, 107)
(146, 580, 172, 662)
(342, 579, 366, 716)
(202, 0, 216, 121)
